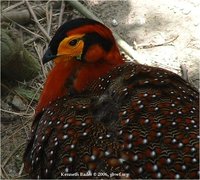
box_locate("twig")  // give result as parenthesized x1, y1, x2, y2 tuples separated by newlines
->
(58, 0, 65, 27)
(0, 108, 33, 117)
(137, 35, 179, 49)
(46, 0, 53, 35)
(34, 42, 47, 79)
(1, 166, 10, 179)
(2, 5, 46, 25)
(3, 1, 25, 13)
(1, 83, 16, 96)
(18, 163, 24, 176)
(24, 36, 39, 45)
(1, 120, 32, 146)
(25, 0, 50, 41)
(2, 15, 44, 39)
(22, 121, 29, 139)
(25, 85, 41, 114)
(14, 174, 29, 179)
(2, 142, 26, 168)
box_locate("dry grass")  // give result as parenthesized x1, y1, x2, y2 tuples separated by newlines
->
(1, 1, 82, 178)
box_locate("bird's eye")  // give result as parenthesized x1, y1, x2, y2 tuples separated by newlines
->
(69, 39, 78, 46)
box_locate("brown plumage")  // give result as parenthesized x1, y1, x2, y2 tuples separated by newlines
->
(23, 18, 199, 179)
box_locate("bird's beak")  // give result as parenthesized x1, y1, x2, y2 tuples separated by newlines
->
(42, 48, 58, 64)
(42, 47, 83, 64)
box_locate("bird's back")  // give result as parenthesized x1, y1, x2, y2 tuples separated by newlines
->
(24, 62, 199, 179)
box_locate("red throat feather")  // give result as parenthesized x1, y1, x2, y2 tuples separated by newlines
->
(36, 62, 77, 114)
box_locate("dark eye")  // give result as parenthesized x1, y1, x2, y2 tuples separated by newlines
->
(69, 39, 78, 46)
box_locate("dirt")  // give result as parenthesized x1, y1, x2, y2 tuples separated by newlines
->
(84, 0, 200, 88)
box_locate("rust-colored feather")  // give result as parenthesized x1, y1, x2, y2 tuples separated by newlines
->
(24, 62, 199, 179)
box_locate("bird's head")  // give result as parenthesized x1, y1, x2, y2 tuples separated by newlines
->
(43, 18, 122, 65)
(36, 18, 124, 115)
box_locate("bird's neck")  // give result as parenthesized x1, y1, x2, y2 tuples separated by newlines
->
(36, 49, 124, 114)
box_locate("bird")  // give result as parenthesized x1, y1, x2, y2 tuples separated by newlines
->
(23, 18, 199, 179)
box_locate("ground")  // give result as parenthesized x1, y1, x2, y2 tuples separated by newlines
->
(1, 0, 199, 179)
(84, 0, 200, 88)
